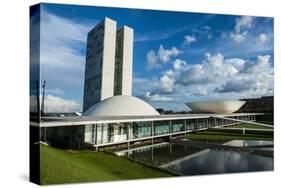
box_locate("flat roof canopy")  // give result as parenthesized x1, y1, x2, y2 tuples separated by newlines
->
(31, 113, 264, 128)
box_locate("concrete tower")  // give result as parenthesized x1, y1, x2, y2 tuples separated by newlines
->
(114, 26, 134, 96)
(83, 18, 134, 112)
(83, 17, 117, 112)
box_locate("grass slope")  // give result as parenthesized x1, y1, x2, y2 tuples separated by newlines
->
(229, 123, 273, 129)
(40, 144, 172, 185)
(185, 130, 273, 141)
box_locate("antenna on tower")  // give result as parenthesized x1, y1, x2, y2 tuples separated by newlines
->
(41, 80, 46, 116)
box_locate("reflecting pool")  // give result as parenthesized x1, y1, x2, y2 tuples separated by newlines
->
(116, 140, 273, 175)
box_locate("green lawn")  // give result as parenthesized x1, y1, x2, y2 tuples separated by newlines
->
(185, 130, 273, 141)
(228, 123, 273, 129)
(40, 144, 173, 185)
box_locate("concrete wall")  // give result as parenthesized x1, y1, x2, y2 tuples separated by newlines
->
(101, 18, 117, 101)
(83, 18, 134, 112)
(114, 26, 133, 96)
(83, 18, 117, 112)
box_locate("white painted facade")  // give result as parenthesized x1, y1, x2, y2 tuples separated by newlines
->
(83, 95, 160, 116)
(83, 17, 117, 112)
(101, 18, 117, 101)
(114, 26, 134, 96)
(186, 100, 246, 114)
(83, 18, 134, 112)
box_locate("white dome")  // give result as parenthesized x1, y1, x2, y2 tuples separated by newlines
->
(83, 95, 160, 116)
(186, 100, 246, 114)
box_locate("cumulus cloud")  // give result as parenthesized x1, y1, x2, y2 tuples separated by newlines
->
(158, 45, 181, 62)
(172, 59, 187, 70)
(36, 9, 99, 107)
(141, 92, 174, 102)
(30, 95, 82, 113)
(146, 45, 181, 70)
(228, 16, 254, 43)
(230, 31, 248, 43)
(40, 9, 95, 69)
(234, 16, 254, 33)
(179, 53, 239, 85)
(146, 50, 159, 70)
(137, 52, 273, 111)
(159, 74, 176, 93)
(184, 35, 196, 45)
(132, 77, 159, 96)
(149, 53, 273, 100)
(259, 33, 270, 43)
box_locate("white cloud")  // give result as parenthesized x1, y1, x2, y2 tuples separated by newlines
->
(40, 9, 96, 69)
(44, 95, 82, 112)
(146, 45, 181, 70)
(159, 74, 175, 93)
(132, 76, 158, 96)
(30, 95, 82, 113)
(243, 55, 272, 74)
(158, 45, 181, 62)
(172, 59, 187, 70)
(230, 31, 248, 43)
(259, 33, 270, 43)
(45, 88, 64, 96)
(224, 58, 246, 71)
(141, 92, 174, 102)
(149, 53, 273, 100)
(228, 16, 254, 43)
(184, 35, 196, 45)
(36, 9, 99, 106)
(179, 53, 239, 85)
(234, 16, 254, 33)
(137, 52, 273, 111)
(146, 50, 159, 70)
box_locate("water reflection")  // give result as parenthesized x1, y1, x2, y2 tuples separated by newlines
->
(116, 142, 203, 166)
(224, 140, 273, 147)
(117, 140, 273, 175)
(168, 149, 273, 175)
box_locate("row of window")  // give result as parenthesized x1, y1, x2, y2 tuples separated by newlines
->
(85, 116, 256, 145)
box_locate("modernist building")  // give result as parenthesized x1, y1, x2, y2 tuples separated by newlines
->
(31, 18, 272, 150)
(38, 97, 265, 149)
(114, 26, 133, 96)
(186, 100, 246, 114)
(83, 18, 133, 112)
(38, 112, 261, 149)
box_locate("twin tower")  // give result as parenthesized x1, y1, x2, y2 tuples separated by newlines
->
(83, 17, 134, 112)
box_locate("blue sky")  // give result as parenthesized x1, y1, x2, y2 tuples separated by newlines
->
(31, 3, 274, 112)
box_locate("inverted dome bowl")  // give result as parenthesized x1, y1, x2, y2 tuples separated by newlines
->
(186, 100, 246, 114)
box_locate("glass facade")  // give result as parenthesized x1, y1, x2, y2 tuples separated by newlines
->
(132, 121, 152, 139)
(171, 120, 185, 133)
(186, 119, 197, 131)
(83, 115, 258, 146)
(154, 121, 170, 135)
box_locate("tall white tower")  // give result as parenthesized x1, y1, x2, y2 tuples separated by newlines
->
(114, 26, 134, 96)
(83, 17, 117, 112)
(83, 18, 134, 112)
